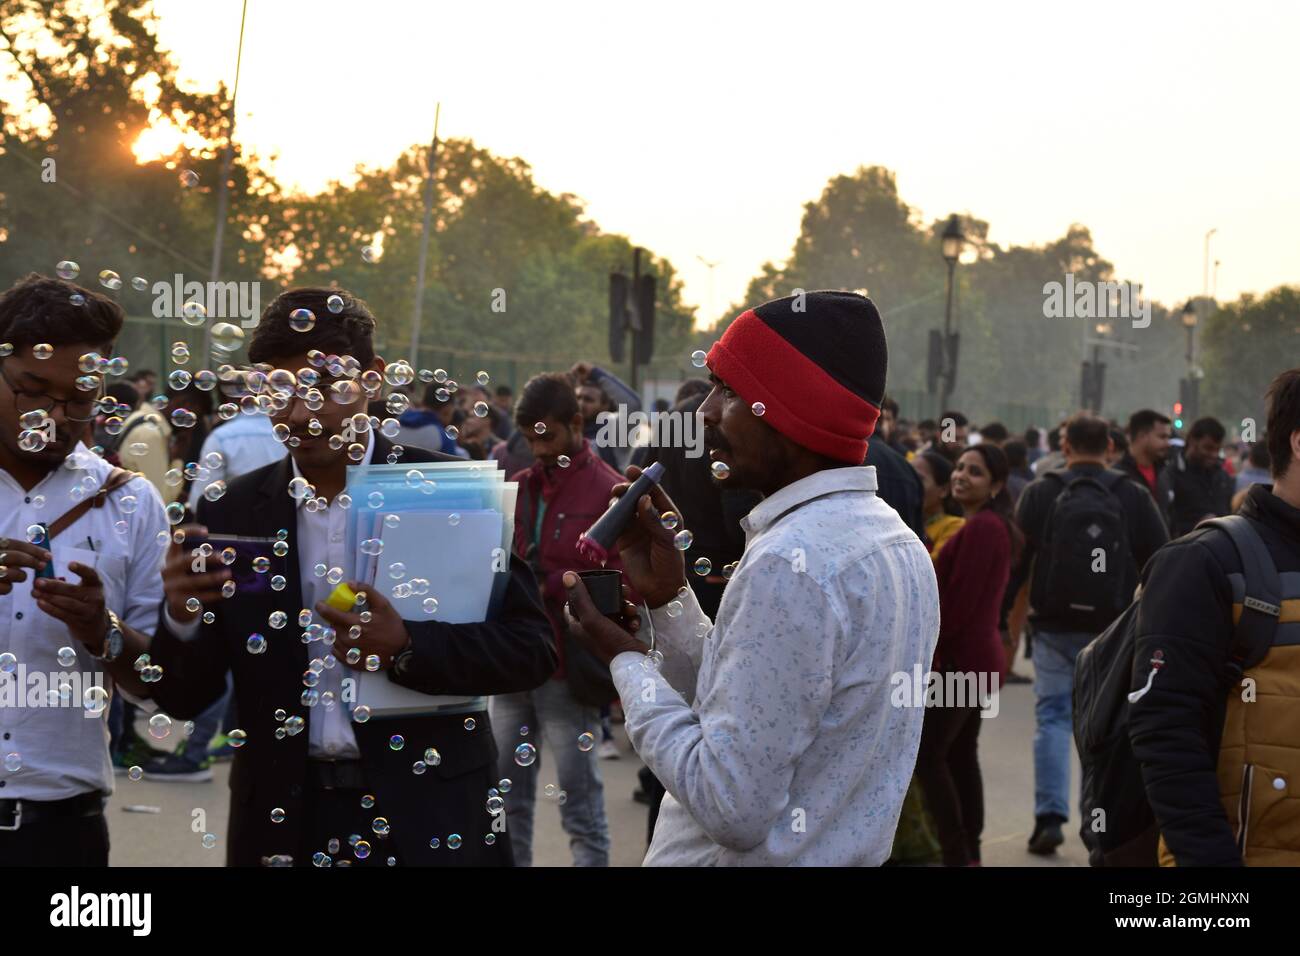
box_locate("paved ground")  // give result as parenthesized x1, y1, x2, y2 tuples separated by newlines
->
(106, 646, 1087, 867)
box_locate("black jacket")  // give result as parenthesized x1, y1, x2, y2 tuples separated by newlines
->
(1005, 462, 1169, 634)
(1116, 451, 1174, 532)
(867, 434, 926, 541)
(1128, 484, 1300, 865)
(1167, 451, 1236, 538)
(147, 435, 556, 867)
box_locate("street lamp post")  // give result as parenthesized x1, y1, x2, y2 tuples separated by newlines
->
(1181, 299, 1199, 422)
(939, 215, 964, 413)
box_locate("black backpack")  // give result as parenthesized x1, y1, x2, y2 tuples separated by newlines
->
(1073, 515, 1280, 866)
(1034, 470, 1131, 626)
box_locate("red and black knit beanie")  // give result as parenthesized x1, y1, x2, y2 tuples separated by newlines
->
(705, 290, 886, 464)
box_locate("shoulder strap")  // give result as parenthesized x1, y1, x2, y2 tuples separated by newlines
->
(1202, 515, 1281, 679)
(47, 467, 137, 541)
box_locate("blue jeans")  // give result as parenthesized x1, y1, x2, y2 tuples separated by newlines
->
(490, 678, 610, 866)
(183, 675, 232, 767)
(1032, 630, 1094, 820)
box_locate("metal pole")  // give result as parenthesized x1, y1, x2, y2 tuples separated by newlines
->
(629, 247, 641, 394)
(939, 257, 956, 412)
(205, 0, 248, 362)
(409, 102, 441, 368)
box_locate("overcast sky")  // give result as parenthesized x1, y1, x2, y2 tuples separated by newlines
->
(148, 0, 1298, 324)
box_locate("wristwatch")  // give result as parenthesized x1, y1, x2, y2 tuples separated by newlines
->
(98, 610, 125, 663)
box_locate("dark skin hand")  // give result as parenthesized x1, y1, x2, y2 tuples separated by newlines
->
(21, 551, 152, 698)
(0, 537, 51, 594)
(161, 524, 233, 623)
(604, 464, 690, 608)
(563, 576, 647, 666)
(314, 581, 410, 671)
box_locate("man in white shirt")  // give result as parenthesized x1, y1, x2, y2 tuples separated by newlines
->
(0, 274, 168, 866)
(565, 291, 940, 865)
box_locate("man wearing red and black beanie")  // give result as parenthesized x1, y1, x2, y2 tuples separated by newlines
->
(566, 290, 941, 865)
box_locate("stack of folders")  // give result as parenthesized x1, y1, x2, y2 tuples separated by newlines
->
(344, 461, 518, 717)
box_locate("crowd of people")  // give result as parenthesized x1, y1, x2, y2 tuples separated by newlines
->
(0, 271, 1296, 869)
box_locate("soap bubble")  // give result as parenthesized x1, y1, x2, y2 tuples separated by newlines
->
(751, 401, 766, 416)
(577, 732, 595, 752)
(179, 169, 199, 188)
(148, 713, 172, 739)
(211, 322, 245, 351)
(98, 269, 122, 291)
(326, 294, 344, 314)
(693, 556, 713, 575)
(659, 511, 679, 531)
(247, 633, 267, 654)
(181, 300, 207, 326)
(711, 460, 731, 480)
(55, 260, 80, 280)
(32, 343, 53, 360)
(514, 742, 537, 767)
(289, 308, 316, 333)
(673, 529, 695, 551)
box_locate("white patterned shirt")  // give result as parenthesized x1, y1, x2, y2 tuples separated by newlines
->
(611, 465, 939, 866)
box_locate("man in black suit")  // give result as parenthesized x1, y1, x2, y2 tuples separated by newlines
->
(147, 288, 555, 867)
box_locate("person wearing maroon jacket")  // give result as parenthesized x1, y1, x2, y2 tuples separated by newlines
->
(492, 372, 632, 866)
(915, 443, 1021, 866)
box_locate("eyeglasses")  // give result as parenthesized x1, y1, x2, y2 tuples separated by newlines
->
(0, 363, 102, 423)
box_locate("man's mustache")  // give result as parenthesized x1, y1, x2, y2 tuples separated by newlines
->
(703, 426, 730, 453)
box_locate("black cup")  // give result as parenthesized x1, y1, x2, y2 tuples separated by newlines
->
(577, 569, 623, 618)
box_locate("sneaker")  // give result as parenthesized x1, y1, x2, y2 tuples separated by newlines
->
(632, 788, 651, 806)
(1027, 815, 1066, 855)
(141, 752, 213, 783)
(207, 735, 238, 763)
(1005, 671, 1032, 685)
(598, 739, 620, 760)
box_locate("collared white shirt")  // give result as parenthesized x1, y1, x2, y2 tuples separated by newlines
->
(165, 431, 372, 759)
(611, 466, 940, 866)
(186, 413, 288, 510)
(296, 431, 373, 760)
(0, 444, 167, 800)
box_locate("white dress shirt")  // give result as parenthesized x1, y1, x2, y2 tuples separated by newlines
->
(610, 466, 940, 866)
(0, 444, 167, 800)
(295, 433, 370, 760)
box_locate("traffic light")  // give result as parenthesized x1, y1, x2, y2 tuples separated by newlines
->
(1173, 398, 1184, 431)
(632, 273, 656, 366)
(608, 271, 629, 363)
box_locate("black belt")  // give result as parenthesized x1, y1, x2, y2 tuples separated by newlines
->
(307, 759, 367, 791)
(0, 791, 105, 831)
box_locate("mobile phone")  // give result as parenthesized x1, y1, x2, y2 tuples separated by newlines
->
(34, 523, 55, 579)
(187, 534, 281, 595)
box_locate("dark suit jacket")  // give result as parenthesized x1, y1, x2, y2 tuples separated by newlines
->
(148, 435, 556, 867)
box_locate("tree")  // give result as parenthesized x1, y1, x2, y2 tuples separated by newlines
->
(1201, 286, 1300, 431)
